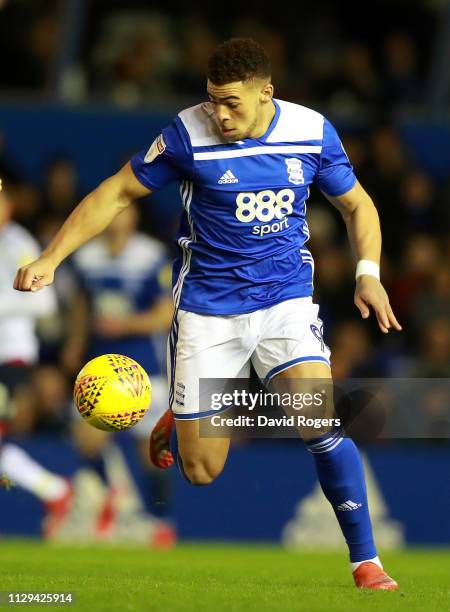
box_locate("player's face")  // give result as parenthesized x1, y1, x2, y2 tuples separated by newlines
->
(207, 79, 274, 141)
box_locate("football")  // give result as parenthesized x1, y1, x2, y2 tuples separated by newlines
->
(74, 354, 151, 431)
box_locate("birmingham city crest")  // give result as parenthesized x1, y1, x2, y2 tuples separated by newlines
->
(285, 158, 304, 185)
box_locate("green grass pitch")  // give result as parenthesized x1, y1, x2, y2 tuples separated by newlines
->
(2, 541, 449, 611)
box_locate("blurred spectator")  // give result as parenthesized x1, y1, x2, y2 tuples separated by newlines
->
(27, 4, 62, 93)
(412, 268, 450, 330)
(8, 182, 42, 233)
(306, 202, 340, 251)
(0, 182, 57, 374)
(381, 32, 421, 108)
(35, 157, 81, 252)
(364, 125, 413, 256)
(330, 321, 372, 379)
(41, 157, 80, 219)
(341, 134, 374, 189)
(90, 11, 178, 106)
(311, 245, 355, 334)
(0, 132, 22, 184)
(0, 0, 62, 93)
(327, 42, 382, 121)
(171, 17, 218, 100)
(0, 179, 72, 535)
(0, 0, 437, 120)
(30, 365, 71, 435)
(0, 132, 41, 231)
(62, 203, 175, 534)
(293, 11, 342, 107)
(409, 317, 450, 378)
(397, 170, 438, 236)
(389, 234, 440, 327)
(62, 203, 172, 374)
(367, 125, 409, 203)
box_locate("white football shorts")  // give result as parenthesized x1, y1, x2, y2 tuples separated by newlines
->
(168, 297, 331, 419)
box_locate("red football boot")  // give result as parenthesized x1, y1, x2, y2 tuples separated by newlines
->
(95, 487, 117, 539)
(150, 522, 177, 549)
(353, 562, 399, 590)
(42, 479, 73, 539)
(149, 409, 175, 469)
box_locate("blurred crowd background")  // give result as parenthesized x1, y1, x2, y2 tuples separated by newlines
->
(0, 0, 449, 541)
(0, 0, 446, 114)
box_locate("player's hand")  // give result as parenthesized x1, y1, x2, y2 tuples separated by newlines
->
(13, 255, 56, 292)
(354, 275, 402, 334)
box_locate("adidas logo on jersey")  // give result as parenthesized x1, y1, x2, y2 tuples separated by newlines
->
(218, 170, 239, 184)
(337, 500, 362, 511)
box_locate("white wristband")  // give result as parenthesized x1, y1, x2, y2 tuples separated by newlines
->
(355, 259, 380, 281)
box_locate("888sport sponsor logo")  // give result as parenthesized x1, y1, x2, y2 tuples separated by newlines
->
(234, 189, 295, 236)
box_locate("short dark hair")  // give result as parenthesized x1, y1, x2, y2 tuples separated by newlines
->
(207, 38, 271, 85)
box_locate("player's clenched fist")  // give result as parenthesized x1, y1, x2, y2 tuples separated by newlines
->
(14, 255, 56, 292)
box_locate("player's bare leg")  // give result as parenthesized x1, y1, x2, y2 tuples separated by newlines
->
(270, 361, 336, 441)
(271, 361, 399, 591)
(175, 418, 230, 485)
(149, 409, 230, 485)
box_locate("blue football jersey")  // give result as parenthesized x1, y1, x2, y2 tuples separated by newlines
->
(72, 234, 170, 375)
(131, 99, 356, 315)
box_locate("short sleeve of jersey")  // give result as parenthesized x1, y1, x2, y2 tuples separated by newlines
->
(131, 118, 193, 191)
(314, 119, 357, 197)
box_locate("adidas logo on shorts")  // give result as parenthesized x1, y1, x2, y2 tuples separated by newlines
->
(218, 170, 239, 184)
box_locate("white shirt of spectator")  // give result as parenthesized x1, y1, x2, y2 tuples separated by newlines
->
(0, 222, 57, 364)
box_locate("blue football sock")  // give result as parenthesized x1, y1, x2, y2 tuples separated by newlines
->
(306, 428, 377, 563)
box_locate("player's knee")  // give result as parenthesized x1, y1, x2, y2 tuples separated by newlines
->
(182, 457, 222, 486)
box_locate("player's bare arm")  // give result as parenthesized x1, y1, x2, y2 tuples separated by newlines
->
(323, 180, 402, 334)
(13, 162, 151, 292)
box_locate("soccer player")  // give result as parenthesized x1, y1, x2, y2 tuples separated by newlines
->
(14, 39, 402, 589)
(63, 203, 175, 543)
(0, 179, 72, 537)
